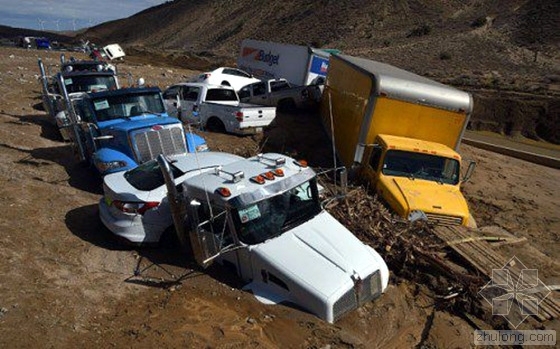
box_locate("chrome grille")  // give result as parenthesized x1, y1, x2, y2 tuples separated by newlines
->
(333, 288, 357, 322)
(425, 213, 463, 226)
(333, 270, 382, 322)
(133, 126, 186, 163)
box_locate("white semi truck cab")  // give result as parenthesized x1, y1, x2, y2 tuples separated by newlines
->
(158, 152, 389, 323)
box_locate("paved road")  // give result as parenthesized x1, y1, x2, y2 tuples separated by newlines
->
(463, 131, 560, 169)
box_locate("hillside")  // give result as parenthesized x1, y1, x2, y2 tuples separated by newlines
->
(80, 0, 560, 144)
(82, 0, 560, 78)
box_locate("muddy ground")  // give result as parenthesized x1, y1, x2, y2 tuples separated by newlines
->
(0, 47, 558, 348)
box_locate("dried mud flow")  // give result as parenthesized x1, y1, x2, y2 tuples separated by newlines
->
(0, 47, 559, 348)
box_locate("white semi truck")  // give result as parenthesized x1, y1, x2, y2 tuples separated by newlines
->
(158, 152, 389, 323)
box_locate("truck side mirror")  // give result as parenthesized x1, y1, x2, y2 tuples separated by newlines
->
(339, 167, 348, 193)
(462, 161, 476, 182)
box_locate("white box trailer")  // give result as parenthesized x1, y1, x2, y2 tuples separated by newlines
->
(237, 39, 333, 86)
(102, 44, 125, 60)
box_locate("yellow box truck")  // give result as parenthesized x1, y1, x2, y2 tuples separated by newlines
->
(321, 54, 476, 226)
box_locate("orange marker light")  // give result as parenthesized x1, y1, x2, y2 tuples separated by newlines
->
(250, 175, 266, 184)
(273, 168, 284, 177)
(216, 187, 231, 197)
(262, 171, 275, 180)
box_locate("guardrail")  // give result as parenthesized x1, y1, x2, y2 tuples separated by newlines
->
(462, 137, 560, 169)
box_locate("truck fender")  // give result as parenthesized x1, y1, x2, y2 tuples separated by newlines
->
(205, 116, 226, 133)
(92, 148, 137, 174)
(243, 281, 289, 305)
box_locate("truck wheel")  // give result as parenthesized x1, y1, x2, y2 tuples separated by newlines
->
(278, 99, 296, 113)
(206, 117, 226, 133)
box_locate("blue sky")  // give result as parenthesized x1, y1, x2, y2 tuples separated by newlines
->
(0, 0, 168, 31)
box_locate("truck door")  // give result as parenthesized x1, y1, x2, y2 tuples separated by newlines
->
(239, 82, 268, 105)
(157, 155, 236, 268)
(251, 82, 269, 105)
(178, 86, 200, 125)
(238, 84, 253, 103)
(361, 144, 384, 188)
(162, 86, 180, 118)
(188, 200, 237, 267)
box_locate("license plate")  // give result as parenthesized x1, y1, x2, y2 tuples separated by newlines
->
(256, 127, 263, 133)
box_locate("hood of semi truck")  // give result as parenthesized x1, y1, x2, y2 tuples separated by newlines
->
(378, 175, 470, 225)
(245, 210, 389, 323)
(97, 114, 178, 131)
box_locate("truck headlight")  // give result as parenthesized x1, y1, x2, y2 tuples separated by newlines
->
(408, 210, 428, 222)
(196, 144, 209, 152)
(95, 160, 127, 174)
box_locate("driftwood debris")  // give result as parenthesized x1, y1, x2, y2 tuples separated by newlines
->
(320, 181, 559, 323)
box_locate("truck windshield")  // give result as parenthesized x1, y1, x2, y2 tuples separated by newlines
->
(382, 150, 460, 185)
(91, 91, 165, 121)
(124, 159, 183, 191)
(232, 179, 322, 245)
(64, 75, 117, 93)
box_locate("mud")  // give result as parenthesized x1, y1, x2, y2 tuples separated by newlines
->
(0, 47, 558, 348)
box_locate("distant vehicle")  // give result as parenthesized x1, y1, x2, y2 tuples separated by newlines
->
(99, 151, 244, 244)
(18, 36, 51, 50)
(60, 54, 117, 74)
(88, 43, 126, 61)
(102, 44, 125, 60)
(238, 78, 322, 111)
(237, 39, 336, 87)
(192, 67, 260, 91)
(163, 82, 276, 135)
(38, 56, 120, 140)
(321, 54, 477, 227)
(34, 37, 51, 50)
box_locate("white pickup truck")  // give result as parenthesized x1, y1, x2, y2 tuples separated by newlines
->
(163, 82, 276, 135)
(158, 152, 389, 323)
(238, 78, 322, 111)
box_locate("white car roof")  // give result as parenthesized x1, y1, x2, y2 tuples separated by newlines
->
(169, 82, 236, 90)
(103, 152, 245, 202)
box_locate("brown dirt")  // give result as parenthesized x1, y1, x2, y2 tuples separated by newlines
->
(0, 46, 559, 348)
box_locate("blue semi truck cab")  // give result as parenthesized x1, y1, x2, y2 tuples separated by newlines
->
(61, 85, 208, 175)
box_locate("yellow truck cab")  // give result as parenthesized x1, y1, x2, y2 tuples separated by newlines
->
(365, 134, 471, 225)
(321, 54, 476, 226)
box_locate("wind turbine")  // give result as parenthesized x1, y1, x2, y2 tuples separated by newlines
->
(71, 18, 78, 31)
(37, 18, 46, 31)
(54, 19, 60, 32)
